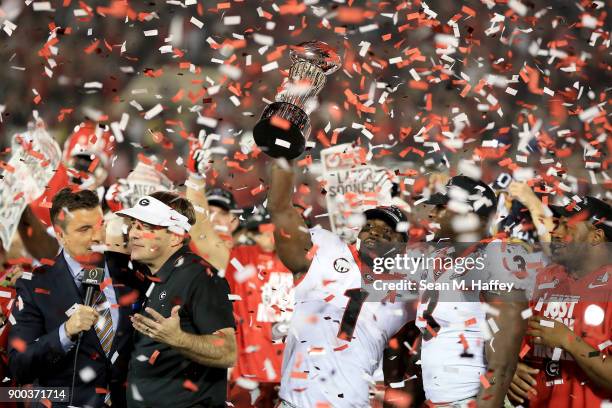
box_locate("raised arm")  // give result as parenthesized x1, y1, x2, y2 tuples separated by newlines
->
(266, 160, 312, 277)
(186, 174, 231, 271)
(508, 182, 554, 245)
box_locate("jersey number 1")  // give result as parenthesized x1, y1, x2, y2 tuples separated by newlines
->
(338, 288, 369, 341)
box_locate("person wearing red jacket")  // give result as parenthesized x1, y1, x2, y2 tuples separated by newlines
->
(225, 206, 294, 407)
(508, 196, 612, 407)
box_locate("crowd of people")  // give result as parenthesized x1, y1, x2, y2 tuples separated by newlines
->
(0, 121, 608, 408)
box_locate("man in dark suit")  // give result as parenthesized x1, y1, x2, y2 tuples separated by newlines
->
(8, 188, 136, 407)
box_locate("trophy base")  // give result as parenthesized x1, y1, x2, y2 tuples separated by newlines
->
(253, 102, 309, 160)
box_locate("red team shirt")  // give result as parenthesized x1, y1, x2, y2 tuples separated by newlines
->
(525, 264, 611, 408)
(225, 245, 294, 383)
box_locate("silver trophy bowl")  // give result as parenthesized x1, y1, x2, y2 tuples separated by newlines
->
(253, 41, 341, 159)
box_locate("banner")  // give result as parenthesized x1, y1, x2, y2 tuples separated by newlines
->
(0, 122, 62, 250)
(320, 143, 393, 243)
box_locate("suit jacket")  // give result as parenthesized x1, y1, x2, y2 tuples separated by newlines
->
(8, 251, 138, 407)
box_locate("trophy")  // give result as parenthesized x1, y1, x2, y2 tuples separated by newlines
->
(253, 41, 341, 159)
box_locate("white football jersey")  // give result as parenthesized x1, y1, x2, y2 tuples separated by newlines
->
(415, 241, 539, 403)
(280, 227, 414, 408)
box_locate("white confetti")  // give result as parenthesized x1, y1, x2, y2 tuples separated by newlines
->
(145, 283, 155, 299)
(235, 377, 258, 390)
(144, 104, 164, 120)
(361, 128, 374, 140)
(230, 95, 241, 106)
(65, 303, 79, 317)
(264, 358, 276, 381)
(84, 82, 103, 89)
(79, 366, 97, 383)
(521, 308, 533, 320)
(508, 0, 528, 16)
(578, 105, 600, 122)
(274, 138, 291, 149)
(2, 20, 17, 36)
(33, 2, 52, 11)
(358, 41, 371, 57)
(359, 24, 379, 33)
(110, 122, 124, 143)
(505, 87, 518, 96)
(539, 319, 555, 328)
(598, 340, 612, 351)
(190, 16, 204, 29)
(253, 33, 274, 46)
(261, 61, 279, 72)
(223, 16, 241, 25)
(110, 351, 119, 364)
(130, 384, 143, 401)
(159, 45, 173, 54)
(197, 116, 218, 128)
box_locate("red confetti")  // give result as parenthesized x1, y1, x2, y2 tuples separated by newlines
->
(183, 379, 199, 392)
(10, 338, 26, 353)
(149, 349, 160, 365)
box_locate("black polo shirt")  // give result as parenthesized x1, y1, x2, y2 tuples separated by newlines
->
(123, 245, 235, 408)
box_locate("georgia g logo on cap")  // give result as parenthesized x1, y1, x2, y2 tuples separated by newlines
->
(139, 198, 150, 206)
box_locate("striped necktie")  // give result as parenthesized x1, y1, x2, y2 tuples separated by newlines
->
(92, 289, 114, 356)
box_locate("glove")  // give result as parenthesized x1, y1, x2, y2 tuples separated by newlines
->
(186, 134, 210, 178)
(105, 181, 128, 212)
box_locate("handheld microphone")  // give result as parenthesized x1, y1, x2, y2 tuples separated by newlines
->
(70, 267, 104, 406)
(79, 267, 105, 340)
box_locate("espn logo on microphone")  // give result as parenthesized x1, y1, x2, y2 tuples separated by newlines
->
(82, 268, 104, 285)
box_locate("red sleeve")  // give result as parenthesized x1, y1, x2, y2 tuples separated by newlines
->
(225, 246, 258, 293)
(0, 287, 16, 342)
(29, 163, 70, 227)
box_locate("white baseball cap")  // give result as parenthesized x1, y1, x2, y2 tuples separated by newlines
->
(116, 195, 192, 233)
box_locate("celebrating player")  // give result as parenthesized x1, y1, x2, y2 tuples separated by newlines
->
(414, 175, 535, 407)
(268, 160, 415, 408)
(185, 138, 240, 271)
(508, 196, 612, 407)
(225, 206, 295, 407)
